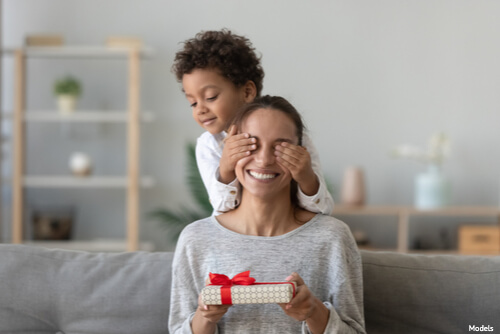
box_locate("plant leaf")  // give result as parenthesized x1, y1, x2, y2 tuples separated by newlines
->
(187, 142, 213, 215)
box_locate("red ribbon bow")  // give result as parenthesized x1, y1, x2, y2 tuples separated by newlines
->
(208, 271, 256, 304)
(209, 271, 256, 286)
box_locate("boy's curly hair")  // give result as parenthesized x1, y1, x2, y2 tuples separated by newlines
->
(172, 29, 264, 96)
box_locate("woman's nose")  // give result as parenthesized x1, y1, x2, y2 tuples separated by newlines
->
(255, 145, 275, 166)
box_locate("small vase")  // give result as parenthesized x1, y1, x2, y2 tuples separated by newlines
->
(414, 165, 450, 209)
(341, 166, 366, 206)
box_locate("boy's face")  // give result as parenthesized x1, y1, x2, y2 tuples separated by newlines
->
(182, 68, 250, 134)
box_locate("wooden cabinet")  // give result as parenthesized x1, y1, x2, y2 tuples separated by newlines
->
(2, 46, 154, 251)
(333, 205, 500, 253)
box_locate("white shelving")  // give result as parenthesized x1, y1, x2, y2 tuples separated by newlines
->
(3, 111, 155, 122)
(23, 176, 155, 188)
(2, 45, 153, 251)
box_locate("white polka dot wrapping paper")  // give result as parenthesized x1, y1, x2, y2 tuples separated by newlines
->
(201, 271, 297, 305)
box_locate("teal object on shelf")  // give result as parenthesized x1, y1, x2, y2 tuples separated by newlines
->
(414, 165, 451, 209)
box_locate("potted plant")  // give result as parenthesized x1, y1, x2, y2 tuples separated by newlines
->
(53, 76, 82, 114)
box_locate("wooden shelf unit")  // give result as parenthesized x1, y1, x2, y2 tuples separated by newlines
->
(3, 45, 153, 251)
(332, 205, 500, 253)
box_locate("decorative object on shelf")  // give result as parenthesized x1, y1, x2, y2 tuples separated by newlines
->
(25, 34, 64, 46)
(69, 152, 92, 177)
(352, 229, 369, 246)
(53, 76, 82, 114)
(459, 225, 500, 255)
(149, 142, 212, 241)
(340, 166, 365, 206)
(392, 132, 451, 209)
(414, 165, 451, 209)
(106, 36, 143, 49)
(31, 206, 75, 240)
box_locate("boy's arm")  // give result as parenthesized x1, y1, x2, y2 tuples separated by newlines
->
(297, 133, 335, 215)
(196, 133, 240, 215)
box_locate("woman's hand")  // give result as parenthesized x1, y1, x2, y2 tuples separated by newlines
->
(191, 277, 232, 334)
(279, 272, 329, 334)
(196, 293, 232, 324)
(219, 125, 257, 184)
(274, 143, 319, 196)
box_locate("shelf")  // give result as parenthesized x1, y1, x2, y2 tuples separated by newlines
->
(333, 205, 401, 216)
(404, 206, 500, 216)
(1, 46, 154, 58)
(2, 111, 155, 122)
(333, 205, 500, 253)
(333, 205, 500, 216)
(24, 239, 155, 252)
(22, 176, 155, 188)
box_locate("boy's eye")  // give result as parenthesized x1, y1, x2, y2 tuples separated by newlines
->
(207, 95, 218, 101)
(190, 102, 197, 108)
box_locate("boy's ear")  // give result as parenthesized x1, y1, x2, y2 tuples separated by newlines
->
(242, 80, 257, 102)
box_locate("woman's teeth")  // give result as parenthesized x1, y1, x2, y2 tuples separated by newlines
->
(249, 171, 277, 180)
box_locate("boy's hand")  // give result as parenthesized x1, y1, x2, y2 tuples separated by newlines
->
(219, 125, 257, 184)
(274, 142, 319, 196)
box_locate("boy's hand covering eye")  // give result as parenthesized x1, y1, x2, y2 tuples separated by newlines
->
(219, 125, 257, 184)
(274, 143, 314, 183)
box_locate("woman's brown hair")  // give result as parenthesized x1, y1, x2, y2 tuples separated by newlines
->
(231, 95, 305, 209)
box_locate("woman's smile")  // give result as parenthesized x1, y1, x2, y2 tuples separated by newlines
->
(247, 169, 280, 181)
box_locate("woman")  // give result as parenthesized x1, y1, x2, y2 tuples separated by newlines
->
(169, 96, 365, 334)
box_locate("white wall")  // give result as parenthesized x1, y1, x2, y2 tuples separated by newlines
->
(2, 0, 500, 250)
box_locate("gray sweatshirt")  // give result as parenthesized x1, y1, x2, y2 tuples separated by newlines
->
(168, 214, 366, 334)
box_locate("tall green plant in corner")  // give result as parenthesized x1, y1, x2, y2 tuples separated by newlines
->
(150, 142, 212, 241)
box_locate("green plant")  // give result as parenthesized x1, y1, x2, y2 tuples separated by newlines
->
(149, 142, 212, 241)
(53, 76, 82, 97)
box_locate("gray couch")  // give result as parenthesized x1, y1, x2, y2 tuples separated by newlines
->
(1, 244, 499, 334)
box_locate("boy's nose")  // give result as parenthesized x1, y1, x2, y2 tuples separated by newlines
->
(195, 102, 208, 114)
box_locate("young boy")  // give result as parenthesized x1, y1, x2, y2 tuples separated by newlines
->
(172, 29, 334, 215)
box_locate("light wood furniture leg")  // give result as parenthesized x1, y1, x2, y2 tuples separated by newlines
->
(12, 49, 25, 244)
(127, 48, 140, 252)
(397, 210, 409, 253)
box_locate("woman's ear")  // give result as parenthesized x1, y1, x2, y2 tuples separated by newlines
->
(242, 80, 257, 102)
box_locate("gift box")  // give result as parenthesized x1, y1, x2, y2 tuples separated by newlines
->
(201, 271, 297, 305)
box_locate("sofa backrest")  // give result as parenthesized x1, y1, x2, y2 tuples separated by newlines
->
(0, 244, 173, 334)
(2, 244, 500, 334)
(362, 250, 500, 334)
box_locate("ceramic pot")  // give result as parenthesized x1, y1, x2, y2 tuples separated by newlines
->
(57, 94, 77, 114)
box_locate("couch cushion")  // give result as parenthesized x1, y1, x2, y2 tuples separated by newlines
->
(361, 250, 500, 334)
(0, 244, 173, 334)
